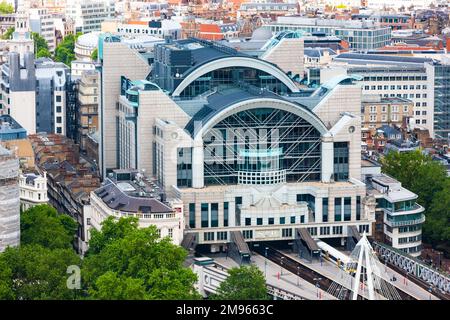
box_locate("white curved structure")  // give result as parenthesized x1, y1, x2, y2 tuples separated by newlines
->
(193, 98, 327, 141)
(191, 97, 328, 189)
(172, 56, 300, 96)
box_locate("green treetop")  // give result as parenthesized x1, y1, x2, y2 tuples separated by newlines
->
(82, 217, 201, 300)
(0, 1, 14, 14)
(212, 265, 269, 300)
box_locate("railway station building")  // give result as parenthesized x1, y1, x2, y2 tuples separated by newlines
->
(96, 35, 423, 256)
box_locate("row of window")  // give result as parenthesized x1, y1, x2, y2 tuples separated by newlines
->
(363, 76, 427, 82)
(203, 224, 368, 242)
(364, 84, 427, 91)
(367, 105, 409, 113)
(398, 235, 421, 244)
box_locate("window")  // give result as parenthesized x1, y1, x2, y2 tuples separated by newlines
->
(322, 198, 328, 222)
(335, 198, 342, 221)
(168, 228, 173, 239)
(223, 202, 229, 227)
(333, 226, 343, 234)
(280, 217, 285, 224)
(86, 218, 91, 225)
(257, 218, 263, 225)
(268, 217, 274, 225)
(245, 218, 251, 226)
(56, 127, 62, 134)
(211, 203, 218, 227)
(344, 197, 351, 221)
(334, 142, 349, 181)
(282, 228, 292, 238)
(356, 196, 361, 220)
(320, 226, 330, 235)
(56, 106, 62, 113)
(56, 116, 62, 123)
(217, 231, 227, 241)
(243, 230, 253, 239)
(56, 95, 62, 102)
(201, 203, 208, 228)
(204, 232, 214, 241)
(189, 203, 195, 228)
(290, 216, 295, 224)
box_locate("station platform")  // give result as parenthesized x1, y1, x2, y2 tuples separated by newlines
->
(214, 254, 337, 300)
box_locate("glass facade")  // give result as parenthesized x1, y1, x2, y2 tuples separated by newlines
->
(177, 147, 192, 187)
(334, 142, 349, 181)
(189, 203, 195, 228)
(344, 197, 351, 221)
(322, 197, 328, 222)
(211, 203, 218, 227)
(179, 67, 291, 98)
(204, 108, 322, 186)
(335, 197, 342, 221)
(223, 202, 229, 227)
(201, 203, 209, 228)
(433, 63, 450, 139)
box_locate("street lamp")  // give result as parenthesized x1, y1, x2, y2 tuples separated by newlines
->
(264, 247, 268, 278)
(313, 277, 322, 299)
(280, 256, 285, 276)
(297, 265, 300, 287)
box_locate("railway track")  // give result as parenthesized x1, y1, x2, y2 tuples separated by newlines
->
(253, 243, 416, 300)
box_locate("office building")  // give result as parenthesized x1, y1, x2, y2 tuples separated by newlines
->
(19, 171, 48, 211)
(66, 0, 115, 34)
(267, 17, 391, 50)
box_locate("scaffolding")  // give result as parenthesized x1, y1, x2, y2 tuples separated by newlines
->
(0, 146, 20, 252)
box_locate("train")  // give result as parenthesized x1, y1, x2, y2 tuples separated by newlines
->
(316, 240, 357, 273)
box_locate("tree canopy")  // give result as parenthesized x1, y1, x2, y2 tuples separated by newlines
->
(0, 204, 81, 300)
(382, 150, 450, 252)
(1, 26, 14, 40)
(54, 33, 81, 66)
(31, 32, 52, 59)
(0, 1, 14, 14)
(0, 207, 201, 300)
(21, 204, 78, 250)
(90, 48, 98, 61)
(82, 217, 201, 300)
(212, 265, 268, 300)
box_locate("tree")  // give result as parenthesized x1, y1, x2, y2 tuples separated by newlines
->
(423, 181, 450, 248)
(90, 48, 98, 61)
(0, 1, 14, 14)
(82, 217, 201, 300)
(382, 150, 450, 254)
(0, 244, 81, 300)
(0, 259, 14, 299)
(36, 47, 52, 58)
(212, 265, 268, 300)
(21, 204, 78, 250)
(54, 33, 81, 66)
(31, 32, 49, 57)
(381, 150, 447, 208)
(1, 26, 14, 40)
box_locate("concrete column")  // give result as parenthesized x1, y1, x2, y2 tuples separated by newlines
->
(328, 197, 335, 222)
(192, 141, 204, 188)
(351, 196, 357, 221)
(315, 197, 323, 223)
(321, 133, 334, 183)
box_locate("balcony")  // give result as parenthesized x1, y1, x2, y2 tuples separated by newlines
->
(384, 213, 426, 228)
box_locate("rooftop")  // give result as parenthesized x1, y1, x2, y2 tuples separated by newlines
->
(94, 170, 171, 214)
(334, 53, 434, 65)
